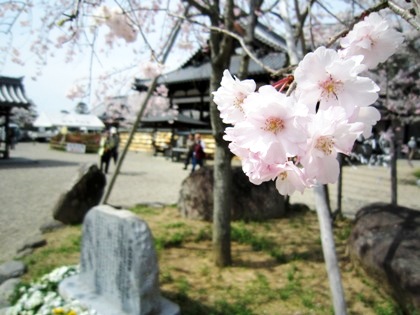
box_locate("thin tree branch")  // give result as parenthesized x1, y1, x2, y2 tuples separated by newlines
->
(102, 5, 190, 204)
(170, 12, 282, 75)
(388, 0, 420, 31)
(325, 1, 388, 48)
(183, 0, 212, 16)
(315, 0, 348, 26)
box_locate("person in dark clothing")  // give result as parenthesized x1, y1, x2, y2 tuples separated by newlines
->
(99, 130, 112, 174)
(109, 127, 120, 165)
(183, 133, 195, 170)
(191, 133, 205, 172)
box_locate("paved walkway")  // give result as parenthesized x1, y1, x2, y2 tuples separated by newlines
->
(0, 142, 189, 262)
(290, 158, 420, 217)
(0, 142, 419, 262)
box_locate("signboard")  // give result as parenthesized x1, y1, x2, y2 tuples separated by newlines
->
(66, 143, 86, 154)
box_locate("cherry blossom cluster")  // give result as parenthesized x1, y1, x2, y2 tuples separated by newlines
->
(140, 61, 165, 79)
(213, 12, 404, 196)
(92, 5, 137, 43)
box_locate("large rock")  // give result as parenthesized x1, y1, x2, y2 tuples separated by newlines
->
(178, 166, 285, 221)
(348, 203, 420, 313)
(53, 164, 106, 224)
(59, 205, 179, 315)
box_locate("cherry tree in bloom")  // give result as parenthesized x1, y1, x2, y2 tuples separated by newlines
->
(93, 5, 137, 43)
(66, 84, 86, 101)
(340, 12, 405, 69)
(213, 10, 404, 196)
(140, 61, 165, 79)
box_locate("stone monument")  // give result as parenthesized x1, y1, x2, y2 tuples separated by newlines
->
(59, 205, 179, 315)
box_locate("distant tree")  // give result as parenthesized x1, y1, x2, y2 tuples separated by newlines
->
(370, 31, 420, 205)
(11, 102, 37, 128)
(75, 102, 89, 114)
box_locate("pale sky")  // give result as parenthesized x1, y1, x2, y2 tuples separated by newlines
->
(2, 52, 93, 115)
(0, 3, 191, 116)
(1, 38, 186, 116)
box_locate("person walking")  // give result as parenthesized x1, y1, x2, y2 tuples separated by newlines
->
(183, 133, 195, 170)
(191, 133, 206, 172)
(408, 136, 417, 167)
(109, 127, 120, 165)
(98, 130, 112, 174)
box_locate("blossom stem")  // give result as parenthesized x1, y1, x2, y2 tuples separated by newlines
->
(314, 184, 347, 314)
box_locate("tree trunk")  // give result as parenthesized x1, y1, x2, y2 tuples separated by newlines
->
(211, 135, 232, 266)
(210, 63, 233, 266)
(336, 153, 344, 219)
(207, 0, 235, 266)
(390, 125, 398, 205)
(314, 184, 348, 314)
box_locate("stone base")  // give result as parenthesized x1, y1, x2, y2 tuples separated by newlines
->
(59, 275, 180, 315)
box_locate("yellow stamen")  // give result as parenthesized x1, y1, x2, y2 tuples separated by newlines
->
(278, 171, 288, 181)
(319, 75, 342, 99)
(263, 117, 285, 134)
(233, 93, 246, 112)
(315, 136, 334, 155)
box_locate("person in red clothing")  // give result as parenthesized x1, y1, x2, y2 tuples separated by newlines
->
(191, 133, 206, 172)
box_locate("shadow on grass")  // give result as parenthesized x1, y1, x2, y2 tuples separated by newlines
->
(163, 291, 255, 315)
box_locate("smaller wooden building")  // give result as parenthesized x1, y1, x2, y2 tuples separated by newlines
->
(0, 76, 31, 159)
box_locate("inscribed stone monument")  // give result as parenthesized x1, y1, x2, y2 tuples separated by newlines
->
(59, 205, 179, 315)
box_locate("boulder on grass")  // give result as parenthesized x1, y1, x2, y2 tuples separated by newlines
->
(178, 166, 285, 221)
(53, 164, 106, 224)
(348, 202, 420, 313)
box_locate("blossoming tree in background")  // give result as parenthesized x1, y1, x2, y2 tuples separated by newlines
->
(365, 30, 420, 205)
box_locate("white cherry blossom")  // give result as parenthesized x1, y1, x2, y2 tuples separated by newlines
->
(275, 162, 308, 195)
(233, 85, 308, 164)
(212, 69, 256, 125)
(340, 12, 404, 69)
(294, 46, 379, 116)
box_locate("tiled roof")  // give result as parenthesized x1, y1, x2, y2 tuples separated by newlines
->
(0, 76, 31, 108)
(252, 22, 287, 51)
(158, 52, 286, 85)
(178, 21, 287, 68)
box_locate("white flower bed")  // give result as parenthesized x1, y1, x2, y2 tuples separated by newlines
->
(7, 265, 97, 315)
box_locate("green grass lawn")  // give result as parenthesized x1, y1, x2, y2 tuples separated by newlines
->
(16, 204, 404, 315)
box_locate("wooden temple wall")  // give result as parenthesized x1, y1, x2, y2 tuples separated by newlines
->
(119, 130, 216, 158)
